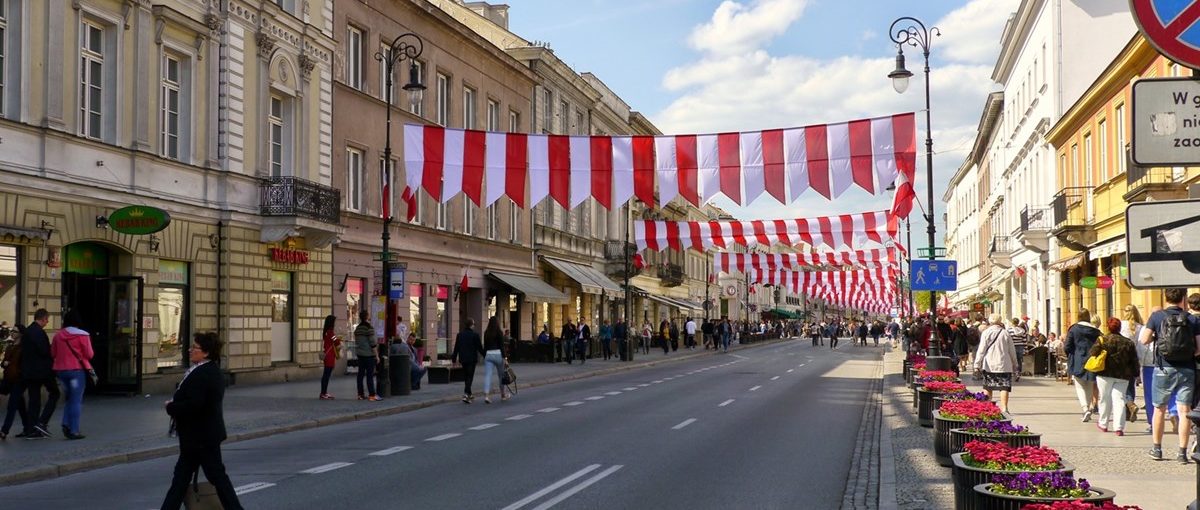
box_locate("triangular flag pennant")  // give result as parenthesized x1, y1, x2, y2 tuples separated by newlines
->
(460, 273, 469, 294)
(708, 274, 715, 284)
(633, 254, 645, 269)
(402, 186, 418, 222)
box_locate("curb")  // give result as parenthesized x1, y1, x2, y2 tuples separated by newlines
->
(877, 371, 899, 510)
(0, 338, 791, 486)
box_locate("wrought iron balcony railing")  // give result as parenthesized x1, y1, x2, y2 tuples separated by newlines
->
(1019, 206, 1051, 231)
(659, 262, 684, 287)
(259, 176, 341, 225)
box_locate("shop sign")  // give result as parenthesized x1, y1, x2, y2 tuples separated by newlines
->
(65, 243, 109, 275)
(972, 303, 985, 312)
(109, 206, 171, 235)
(159, 260, 188, 285)
(1080, 276, 1099, 289)
(270, 247, 310, 265)
(1096, 276, 1115, 289)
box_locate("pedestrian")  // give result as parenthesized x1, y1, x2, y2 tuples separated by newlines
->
(641, 322, 652, 354)
(352, 311, 381, 401)
(659, 320, 670, 354)
(160, 332, 244, 510)
(560, 319, 576, 364)
(51, 309, 92, 440)
(857, 322, 868, 346)
(685, 317, 697, 350)
(870, 321, 882, 346)
(403, 333, 427, 390)
(809, 322, 820, 347)
(452, 318, 484, 403)
(319, 315, 341, 400)
(1138, 288, 1199, 463)
(1008, 318, 1029, 381)
(577, 319, 590, 363)
(481, 316, 509, 404)
(1122, 304, 1155, 426)
(668, 319, 679, 352)
(702, 318, 714, 350)
(1090, 317, 1140, 436)
(20, 309, 58, 438)
(721, 318, 732, 353)
(974, 314, 1018, 414)
(614, 319, 628, 360)
(599, 319, 613, 360)
(1065, 309, 1102, 422)
(0, 327, 29, 440)
(537, 324, 552, 363)
(952, 319, 969, 373)
(828, 321, 839, 349)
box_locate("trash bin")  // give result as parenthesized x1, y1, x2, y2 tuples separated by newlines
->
(390, 352, 412, 396)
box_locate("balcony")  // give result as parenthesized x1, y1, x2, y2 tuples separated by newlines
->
(1124, 165, 1188, 203)
(259, 176, 344, 247)
(659, 262, 684, 287)
(1016, 206, 1051, 253)
(989, 235, 1014, 268)
(1050, 187, 1096, 252)
(604, 240, 641, 279)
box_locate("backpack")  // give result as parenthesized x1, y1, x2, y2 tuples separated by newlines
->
(1156, 310, 1197, 363)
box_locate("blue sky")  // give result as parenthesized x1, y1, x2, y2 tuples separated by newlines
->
(506, 0, 1019, 251)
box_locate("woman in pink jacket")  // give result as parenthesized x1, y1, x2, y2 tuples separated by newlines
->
(50, 310, 93, 440)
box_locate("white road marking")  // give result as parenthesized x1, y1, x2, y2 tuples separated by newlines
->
(605, 391, 622, 396)
(732, 354, 748, 359)
(672, 418, 697, 430)
(369, 446, 413, 456)
(787, 369, 794, 373)
(469, 423, 500, 431)
(771, 376, 780, 381)
(301, 462, 353, 474)
(501, 464, 603, 510)
(538, 407, 561, 413)
(798, 363, 806, 367)
(638, 383, 651, 387)
(563, 401, 585, 406)
(623, 387, 638, 391)
(585, 396, 605, 401)
(749, 385, 762, 392)
(529, 465, 624, 510)
(507, 414, 533, 421)
(425, 433, 462, 442)
(234, 482, 275, 495)
(652, 380, 664, 384)
(718, 399, 735, 407)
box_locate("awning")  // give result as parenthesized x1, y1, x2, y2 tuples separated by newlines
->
(1048, 253, 1086, 272)
(0, 225, 50, 242)
(632, 287, 687, 312)
(542, 257, 623, 297)
(1088, 236, 1126, 260)
(487, 271, 569, 304)
(662, 296, 703, 314)
(765, 308, 800, 319)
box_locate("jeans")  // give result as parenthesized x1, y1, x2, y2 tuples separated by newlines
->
(25, 377, 59, 428)
(411, 364, 427, 389)
(461, 362, 477, 397)
(1, 380, 28, 434)
(1096, 376, 1129, 431)
(721, 334, 731, 352)
(57, 370, 86, 435)
(1015, 345, 1026, 375)
(1142, 365, 1178, 422)
(356, 356, 377, 397)
(1152, 365, 1195, 409)
(483, 350, 504, 396)
(320, 366, 333, 395)
(601, 338, 613, 359)
(1072, 374, 1095, 412)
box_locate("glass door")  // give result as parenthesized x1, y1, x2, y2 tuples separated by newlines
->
(62, 273, 143, 394)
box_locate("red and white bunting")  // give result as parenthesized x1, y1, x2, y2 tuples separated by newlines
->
(635, 211, 896, 252)
(713, 249, 898, 273)
(401, 113, 917, 213)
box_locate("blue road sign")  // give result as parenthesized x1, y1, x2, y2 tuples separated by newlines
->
(388, 267, 406, 299)
(910, 260, 957, 292)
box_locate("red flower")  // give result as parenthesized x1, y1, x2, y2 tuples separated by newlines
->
(938, 400, 1004, 420)
(961, 440, 1063, 471)
(916, 370, 959, 383)
(1021, 502, 1142, 510)
(922, 381, 967, 393)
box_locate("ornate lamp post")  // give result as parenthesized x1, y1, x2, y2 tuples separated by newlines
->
(888, 16, 941, 354)
(375, 33, 424, 396)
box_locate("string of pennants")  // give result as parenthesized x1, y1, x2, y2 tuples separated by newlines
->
(400, 113, 917, 218)
(634, 211, 897, 252)
(712, 248, 899, 273)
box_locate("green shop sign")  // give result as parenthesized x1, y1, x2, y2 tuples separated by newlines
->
(109, 206, 171, 235)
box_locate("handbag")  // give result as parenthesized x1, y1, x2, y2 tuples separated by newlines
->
(501, 360, 516, 386)
(1084, 339, 1107, 373)
(182, 470, 221, 510)
(64, 340, 99, 386)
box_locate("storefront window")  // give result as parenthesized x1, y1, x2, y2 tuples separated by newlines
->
(271, 271, 292, 322)
(0, 245, 18, 337)
(346, 278, 363, 325)
(436, 284, 449, 339)
(487, 296, 497, 323)
(409, 282, 423, 339)
(157, 260, 189, 369)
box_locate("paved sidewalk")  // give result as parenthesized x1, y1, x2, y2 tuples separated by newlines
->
(0, 340, 782, 486)
(878, 348, 1196, 509)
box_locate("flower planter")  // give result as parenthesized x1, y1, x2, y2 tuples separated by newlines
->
(912, 383, 921, 409)
(949, 453, 1074, 510)
(948, 429, 1041, 459)
(934, 411, 1011, 467)
(903, 360, 912, 383)
(969, 483, 1115, 510)
(918, 388, 958, 427)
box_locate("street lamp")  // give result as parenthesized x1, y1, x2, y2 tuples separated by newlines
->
(375, 33, 424, 396)
(888, 16, 940, 354)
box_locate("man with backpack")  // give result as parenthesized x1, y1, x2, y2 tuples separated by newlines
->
(1139, 288, 1200, 464)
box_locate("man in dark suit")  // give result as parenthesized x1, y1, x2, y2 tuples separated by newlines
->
(161, 332, 243, 510)
(21, 309, 59, 438)
(451, 318, 484, 403)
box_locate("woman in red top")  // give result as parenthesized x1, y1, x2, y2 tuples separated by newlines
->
(319, 315, 341, 400)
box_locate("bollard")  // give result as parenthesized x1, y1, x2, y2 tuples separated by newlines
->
(925, 356, 954, 372)
(389, 352, 412, 396)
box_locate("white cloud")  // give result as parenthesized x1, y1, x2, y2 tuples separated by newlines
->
(650, 0, 1018, 243)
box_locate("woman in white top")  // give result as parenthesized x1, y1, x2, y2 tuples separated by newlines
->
(974, 313, 1019, 413)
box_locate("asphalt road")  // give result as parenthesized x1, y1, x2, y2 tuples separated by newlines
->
(0, 340, 880, 510)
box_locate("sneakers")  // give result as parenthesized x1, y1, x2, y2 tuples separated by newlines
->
(1081, 410, 1093, 423)
(367, 395, 383, 402)
(1114, 430, 1124, 437)
(1096, 423, 1108, 433)
(484, 397, 492, 404)
(462, 395, 472, 404)
(319, 393, 335, 400)
(33, 424, 50, 438)
(1148, 445, 1163, 461)
(64, 431, 86, 440)
(357, 395, 367, 401)
(1177, 452, 1190, 464)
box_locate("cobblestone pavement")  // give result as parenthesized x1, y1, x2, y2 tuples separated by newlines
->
(879, 348, 1196, 509)
(841, 354, 884, 510)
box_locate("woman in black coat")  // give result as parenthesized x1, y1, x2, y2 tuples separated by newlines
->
(161, 332, 243, 510)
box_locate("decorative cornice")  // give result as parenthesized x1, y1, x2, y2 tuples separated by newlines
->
(298, 53, 316, 81)
(204, 13, 223, 33)
(256, 31, 277, 60)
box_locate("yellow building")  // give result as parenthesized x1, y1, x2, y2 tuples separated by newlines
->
(1046, 34, 1199, 330)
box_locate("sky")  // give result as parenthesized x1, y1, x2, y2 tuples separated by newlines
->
(506, 0, 1021, 251)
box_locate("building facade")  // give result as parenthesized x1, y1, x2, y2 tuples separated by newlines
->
(0, 0, 341, 392)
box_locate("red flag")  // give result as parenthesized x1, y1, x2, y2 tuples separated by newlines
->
(460, 273, 469, 295)
(749, 285, 757, 294)
(401, 186, 417, 222)
(708, 273, 715, 284)
(633, 253, 645, 270)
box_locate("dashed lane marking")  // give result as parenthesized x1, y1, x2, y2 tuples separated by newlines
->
(749, 385, 762, 392)
(585, 396, 605, 401)
(652, 380, 664, 384)
(529, 465, 624, 510)
(623, 387, 638, 391)
(787, 369, 794, 373)
(638, 383, 651, 387)
(507, 414, 533, 421)
(369, 446, 413, 456)
(501, 464, 603, 510)
(718, 399, 735, 407)
(301, 462, 353, 474)
(537, 407, 561, 413)
(234, 482, 275, 495)
(605, 391, 622, 396)
(425, 433, 462, 442)
(469, 423, 500, 431)
(771, 376, 780, 381)
(563, 401, 585, 407)
(672, 418, 697, 430)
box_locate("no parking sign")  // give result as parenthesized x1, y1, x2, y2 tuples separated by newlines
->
(1131, 0, 1200, 68)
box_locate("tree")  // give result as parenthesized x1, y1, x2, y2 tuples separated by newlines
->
(914, 291, 934, 313)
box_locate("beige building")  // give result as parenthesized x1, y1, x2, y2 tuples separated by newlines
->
(0, 0, 340, 392)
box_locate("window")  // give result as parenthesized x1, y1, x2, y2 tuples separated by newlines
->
(542, 89, 552, 132)
(346, 25, 363, 90)
(486, 204, 497, 240)
(1115, 104, 1126, 175)
(509, 110, 519, 132)
(435, 73, 450, 126)
(346, 278, 363, 328)
(409, 60, 425, 116)
(463, 86, 476, 129)
(1097, 120, 1107, 179)
(463, 199, 475, 235)
(576, 110, 584, 135)
(378, 44, 393, 104)
(508, 200, 519, 243)
(486, 99, 499, 131)
(1070, 145, 1078, 186)
(0, 245, 19, 329)
(161, 55, 182, 159)
(1083, 134, 1093, 184)
(436, 201, 447, 230)
(559, 100, 568, 132)
(346, 147, 364, 212)
(413, 193, 424, 224)
(157, 260, 189, 369)
(80, 20, 104, 139)
(269, 96, 286, 176)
